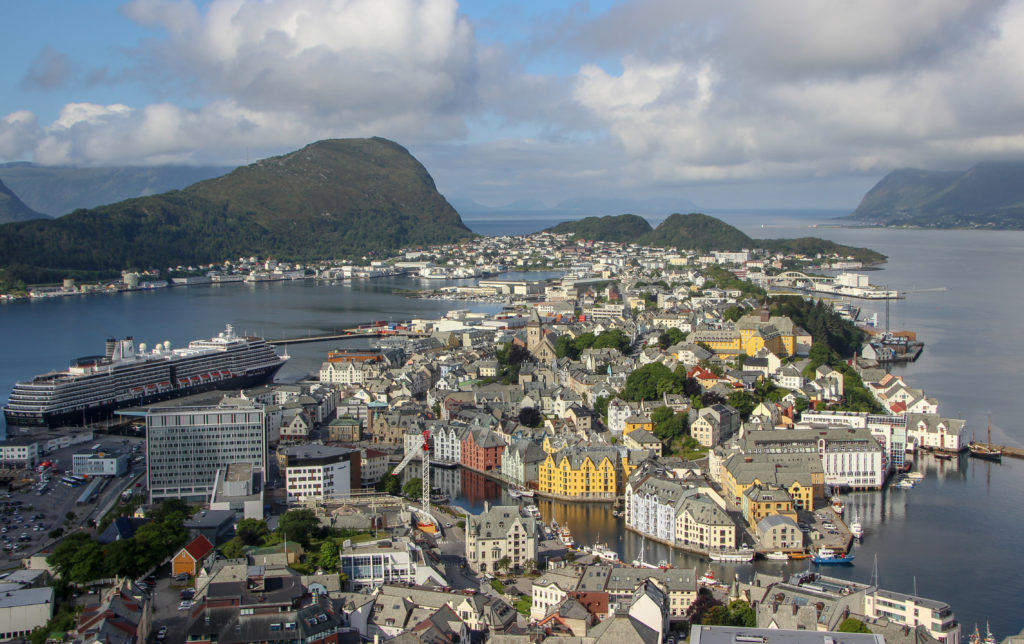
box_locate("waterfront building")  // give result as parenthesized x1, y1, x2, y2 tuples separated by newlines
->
(146, 403, 266, 502)
(283, 445, 360, 502)
(675, 493, 737, 552)
(798, 411, 911, 468)
(538, 446, 618, 500)
(740, 428, 885, 490)
(460, 427, 506, 472)
(340, 536, 446, 589)
(755, 514, 802, 550)
(625, 472, 689, 545)
(432, 422, 468, 465)
(501, 439, 547, 487)
(318, 359, 380, 386)
(464, 502, 537, 573)
(905, 413, 965, 452)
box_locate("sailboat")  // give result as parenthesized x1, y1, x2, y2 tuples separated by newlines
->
(969, 415, 1002, 462)
(632, 535, 658, 569)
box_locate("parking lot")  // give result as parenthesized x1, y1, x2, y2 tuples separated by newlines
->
(0, 435, 148, 568)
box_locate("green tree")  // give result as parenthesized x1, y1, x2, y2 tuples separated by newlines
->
(377, 471, 402, 495)
(654, 411, 689, 443)
(518, 407, 543, 427)
(727, 600, 757, 627)
(47, 533, 95, 581)
(593, 396, 611, 422)
(221, 537, 246, 560)
(593, 329, 631, 353)
(277, 509, 323, 548)
(236, 519, 270, 546)
(317, 541, 340, 572)
(621, 363, 680, 401)
(403, 477, 424, 500)
(727, 390, 756, 420)
(722, 305, 745, 322)
(701, 605, 733, 625)
(105, 539, 144, 578)
(651, 405, 675, 425)
(496, 556, 512, 575)
(554, 335, 580, 360)
(838, 618, 872, 634)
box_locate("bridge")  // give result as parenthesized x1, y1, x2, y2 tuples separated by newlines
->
(767, 271, 834, 286)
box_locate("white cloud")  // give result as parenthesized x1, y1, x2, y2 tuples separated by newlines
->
(4, 0, 1024, 208)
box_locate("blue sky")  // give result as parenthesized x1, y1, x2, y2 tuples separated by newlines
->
(3, 0, 1024, 210)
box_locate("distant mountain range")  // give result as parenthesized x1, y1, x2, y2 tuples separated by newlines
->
(848, 161, 1024, 228)
(0, 179, 44, 224)
(452, 195, 699, 215)
(544, 213, 886, 264)
(0, 138, 473, 284)
(0, 162, 232, 218)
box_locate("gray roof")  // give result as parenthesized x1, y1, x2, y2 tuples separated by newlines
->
(690, 625, 882, 644)
(0, 586, 53, 608)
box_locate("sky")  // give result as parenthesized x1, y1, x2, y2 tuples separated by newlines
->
(3, 0, 1024, 210)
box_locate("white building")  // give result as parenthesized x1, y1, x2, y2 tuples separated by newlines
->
(741, 428, 885, 490)
(0, 587, 54, 640)
(465, 503, 538, 573)
(72, 444, 129, 477)
(432, 423, 467, 465)
(625, 474, 684, 545)
(865, 588, 960, 644)
(146, 404, 267, 502)
(283, 445, 358, 502)
(340, 537, 447, 589)
(208, 463, 265, 520)
(0, 439, 39, 469)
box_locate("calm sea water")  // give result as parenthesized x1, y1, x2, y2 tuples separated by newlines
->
(1, 217, 1021, 635)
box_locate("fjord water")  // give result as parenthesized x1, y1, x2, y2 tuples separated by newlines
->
(2, 217, 1022, 634)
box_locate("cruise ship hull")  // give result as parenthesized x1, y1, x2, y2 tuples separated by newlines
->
(4, 363, 284, 429)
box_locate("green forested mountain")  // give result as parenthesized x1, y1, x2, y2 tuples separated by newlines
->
(0, 179, 44, 224)
(545, 214, 654, 240)
(0, 163, 231, 217)
(538, 211, 885, 264)
(849, 162, 1024, 228)
(640, 213, 752, 250)
(0, 138, 474, 282)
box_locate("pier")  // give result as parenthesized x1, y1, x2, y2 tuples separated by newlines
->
(267, 327, 419, 345)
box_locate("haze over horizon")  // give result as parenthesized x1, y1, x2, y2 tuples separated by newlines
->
(4, 0, 1024, 210)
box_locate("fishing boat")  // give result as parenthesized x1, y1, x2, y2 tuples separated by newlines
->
(969, 416, 1003, 462)
(831, 495, 845, 515)
(698, 569, 718, 586)
(789, 552, 812, 560)
(933, 452, 953, 461)
(906, 471, 924, 480)
(592, 543, 619, 563)
(812, 547, 854, 565)
(558, 524, 575, 548)
(850, 516, 864, 539)
(708, 548, 755, 563)
(766, 551, 790, 561)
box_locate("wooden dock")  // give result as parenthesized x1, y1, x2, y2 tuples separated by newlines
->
(267, 328, 419, 345)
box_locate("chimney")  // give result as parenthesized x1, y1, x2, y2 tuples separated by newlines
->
(760, 308, 770, 323)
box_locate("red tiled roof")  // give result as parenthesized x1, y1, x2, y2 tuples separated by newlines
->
(181, 534, 214, 561)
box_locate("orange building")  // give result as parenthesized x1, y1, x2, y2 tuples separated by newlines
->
(172, 535, 215, 577)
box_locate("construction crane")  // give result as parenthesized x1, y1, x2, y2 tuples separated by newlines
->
(391, 428, 431, 518)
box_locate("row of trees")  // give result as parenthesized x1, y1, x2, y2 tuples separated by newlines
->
(48, 499, 191, 583)
(554, 329, 632, 360)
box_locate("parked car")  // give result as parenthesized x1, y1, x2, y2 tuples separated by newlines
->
(178, 600, 194, 610)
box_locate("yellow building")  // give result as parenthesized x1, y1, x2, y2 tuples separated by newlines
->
(539, 446, 618, 499)
(721, 452, 821, 511)
(623, 415, 653, 436)
(736, 311, 797, 356)
(689, 329, 743, 356)
(741, 484, 799, 527)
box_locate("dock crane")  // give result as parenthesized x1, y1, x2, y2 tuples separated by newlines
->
(391, 428, 431, 518)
